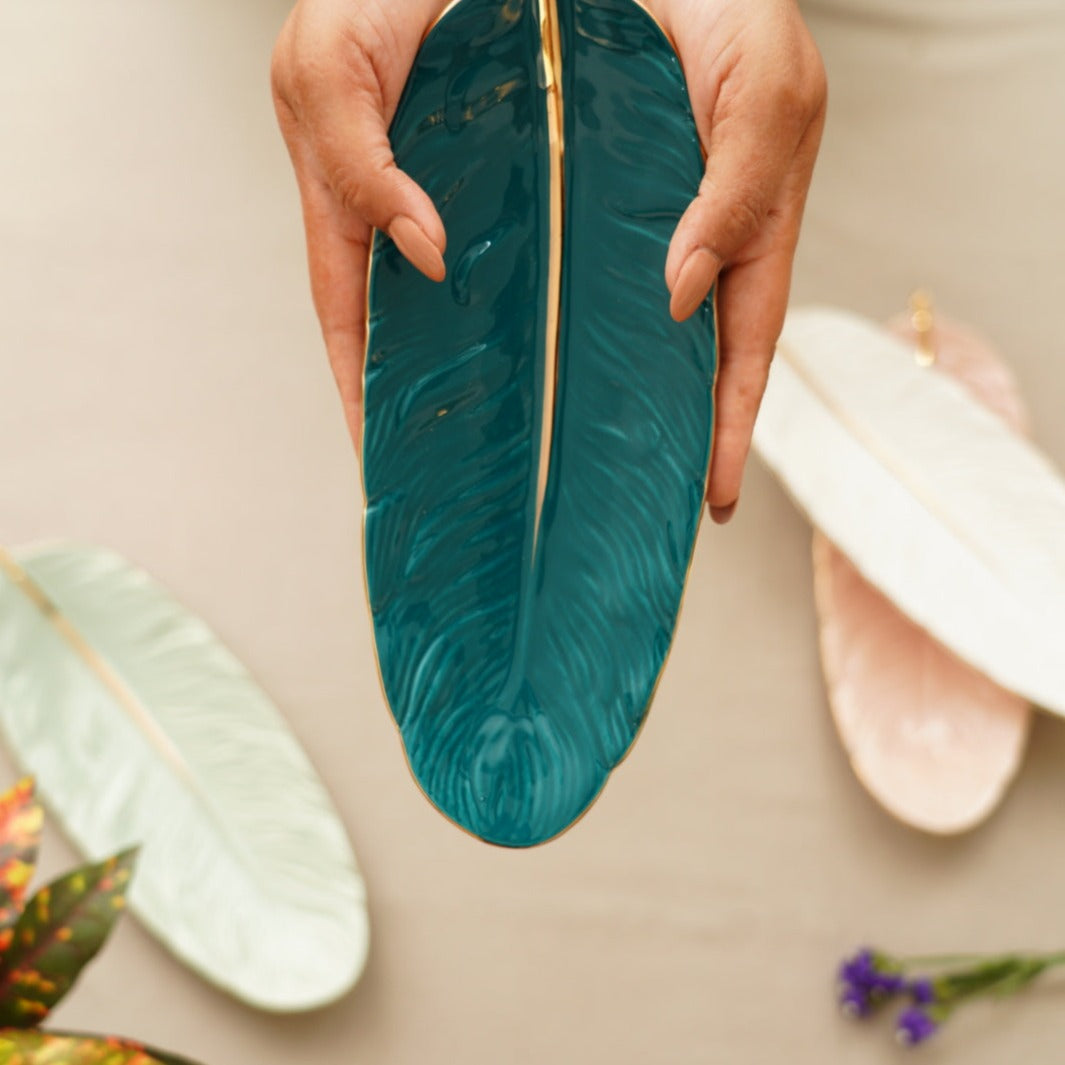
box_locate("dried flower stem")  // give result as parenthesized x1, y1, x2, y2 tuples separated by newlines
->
(837, 946, 1065, 1047)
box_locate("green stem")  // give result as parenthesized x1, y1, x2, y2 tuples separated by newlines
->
(901, 953, 984, 968)
(904, 950, 1065, 971)
(932, 954, 1065, 1007)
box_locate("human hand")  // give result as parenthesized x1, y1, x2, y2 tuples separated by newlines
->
(271, 0, 450, 446)
(271, 0, 826, 521)
(648, 0, 826, 522)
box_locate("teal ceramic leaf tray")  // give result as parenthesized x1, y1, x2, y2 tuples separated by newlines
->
(364, 0, 716, 847)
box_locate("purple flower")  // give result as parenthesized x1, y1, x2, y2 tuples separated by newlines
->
(839, 948, 876, 985)
(838, 949, 905, 1017)
(840, 984, 872, 1018)
(896, 1007, 939, 1046)
(908, 977, 936, 1006)
(837, 945, 1065, 1048)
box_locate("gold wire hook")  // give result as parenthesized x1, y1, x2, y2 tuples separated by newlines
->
(910, 290, 937, 367)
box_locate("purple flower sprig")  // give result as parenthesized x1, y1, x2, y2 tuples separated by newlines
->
(837, 946, 1065, 1047)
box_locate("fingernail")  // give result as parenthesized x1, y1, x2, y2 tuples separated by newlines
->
(710, 501, 737, 524)
(389, 215, 446, 282)
(669, 248, 718, 322)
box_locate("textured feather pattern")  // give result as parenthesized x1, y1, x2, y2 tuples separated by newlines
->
(814, 313, 1031, 833)
(0, 543, 367, 1011)
(754, 307, 1065, 715)
(364, 0, 716, 846)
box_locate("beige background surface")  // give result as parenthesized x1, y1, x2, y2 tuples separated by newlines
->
(2, 1, 1065, 1061)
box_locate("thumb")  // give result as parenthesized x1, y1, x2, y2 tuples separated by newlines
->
(665, 111, 796, 322)
(306, 85, 447, 282)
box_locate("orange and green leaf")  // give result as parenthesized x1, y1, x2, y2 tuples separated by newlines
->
(0, 849, 136, 1027)
(0, 781, 43, 929)
(0, 1028, 200, 1065)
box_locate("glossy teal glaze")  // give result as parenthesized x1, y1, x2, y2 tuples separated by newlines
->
(364, 0, 715, 847)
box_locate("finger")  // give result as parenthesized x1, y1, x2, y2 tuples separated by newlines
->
(702, 104, 825, 517)
(305, 80, 447, 282)
(296, 166, 373, 452)
(666, 118, 798, 321)
(666, 89, 810, 322)
(706, 243, 793, 522)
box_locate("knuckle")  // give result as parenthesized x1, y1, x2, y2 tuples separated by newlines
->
(269, 26, 295, 106)
(770, 78, 815, 131)
(791, 41, 829, 119)
(270, 22, 325, 120)
(335, 149, 402, 224)
(322, 322, 366, 361)
(330, 165, 370, 217)
(730, 369, 768, 413)
(328, 153, 393, 223)
(761, 35, 828, 129)
(288, 52, 331, 111)
(718, 196, 765, 250)
(801, 45, 829, 115)
(270, 14, 367, 114)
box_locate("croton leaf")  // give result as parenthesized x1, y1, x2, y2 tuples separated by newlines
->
(0, 780, 42, 927)
(0, 1029, 200, 1065)
(0, 849, 135, 1027)
(364, 0, 716, 846)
